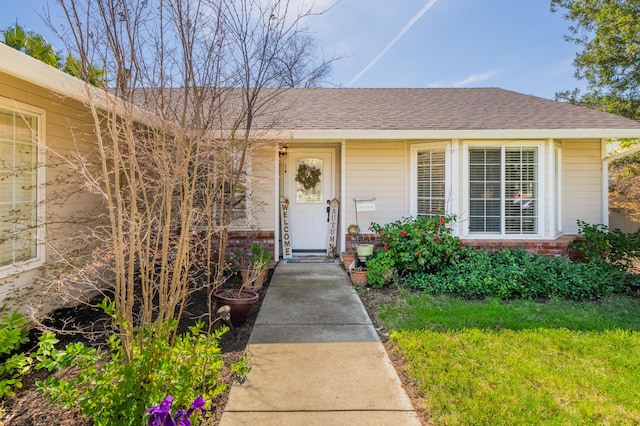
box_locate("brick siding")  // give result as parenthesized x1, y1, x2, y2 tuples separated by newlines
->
(226, 231, 275, 256)
(346, 234, 578, 257)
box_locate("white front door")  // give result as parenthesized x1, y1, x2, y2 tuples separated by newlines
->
(287, 149, 335, 252)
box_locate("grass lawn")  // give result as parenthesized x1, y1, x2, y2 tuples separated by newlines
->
(378, 294, 640, 425)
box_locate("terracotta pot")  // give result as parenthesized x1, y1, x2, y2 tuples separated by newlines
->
(212, 289, 259, 326)
(341, 251, 356, 270)
(350, 269, 368, 286)
(240, 269, 268, 289)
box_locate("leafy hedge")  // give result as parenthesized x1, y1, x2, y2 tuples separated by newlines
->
(367, 214, 462, 288)
(366, 217, 636, 300)
(404, 248, 627, 300)
(572, 220, 640, 272)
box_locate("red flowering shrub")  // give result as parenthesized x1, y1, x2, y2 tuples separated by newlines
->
(367, 214, 463, 288)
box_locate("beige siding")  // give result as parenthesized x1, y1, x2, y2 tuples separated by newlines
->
(561, 139, 603, 233)
(344, 140, 409, 232)
(0, 72, 103, 315)
(250, 148, 276, 230)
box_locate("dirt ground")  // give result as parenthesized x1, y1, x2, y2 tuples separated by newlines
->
(1, 279, 429, 425)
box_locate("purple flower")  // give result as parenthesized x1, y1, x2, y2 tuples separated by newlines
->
(190, 395, 206, 410)
(151, 396, 174, 415)
(148, 395, 207, 426)
(187, 394, 207, 420)
(148, 396, 175, 426)
(174, 410, 191, 426)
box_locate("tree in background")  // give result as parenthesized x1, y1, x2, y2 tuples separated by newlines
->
(2, 23, 105, 87)
(552, 0, 640, 225)
(2, 23, 60, 67)
(551, 0, 640, 121)
(610, 152, 640, 223)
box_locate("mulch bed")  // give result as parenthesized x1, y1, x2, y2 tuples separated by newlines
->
(1, 275, 431, 426)
(0, 277, 268, 426)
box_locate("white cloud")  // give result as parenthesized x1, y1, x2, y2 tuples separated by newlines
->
(425, 70, 498, 88)
(452, 71, 498, 87)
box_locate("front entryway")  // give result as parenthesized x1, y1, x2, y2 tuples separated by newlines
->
(286, 149, 335, 252)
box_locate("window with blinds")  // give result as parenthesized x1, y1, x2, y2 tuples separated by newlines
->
(416, 148, 446, 217)
(469, 148, 501, 232)
(0, 108, 39, 267)
(505, 147, 538, 234)
(468, 146, 538, 235)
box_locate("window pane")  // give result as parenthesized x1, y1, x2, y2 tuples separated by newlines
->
(15, 142, 36, 168)
(296, 158, 322, 204)
(0, 112, 14, 144)
(469, 148, 501, 233)
(469, 216, 485, 232)
(505, 147, 537, 234)
(432, 182, 445, 198)
(486, 164, 501, 181)
(469, 146, 538, 235)
(0, 108, 39, 267)
(431, 200, 445, 212)
(486, 216, 501, 232)
(417, 148, 446, 216)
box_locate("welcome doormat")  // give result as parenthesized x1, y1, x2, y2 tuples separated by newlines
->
(285, 256, 338, 264)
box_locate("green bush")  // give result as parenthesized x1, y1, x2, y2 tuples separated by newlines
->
(0, 312, 59, 401)
(37, 317, 249, 425)
(404, 248, 626, 300)
(573, 220, 640, 272)
(367, 215, 464, 288)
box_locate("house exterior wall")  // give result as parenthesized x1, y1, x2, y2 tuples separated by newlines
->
(344, 140, 409, 232)
(339, 138, 603, 255)
(191, 138, 606, 259)
(249, 147, 277, 230)
(561, 139, 603, 233)
(0, 72, 103, 315)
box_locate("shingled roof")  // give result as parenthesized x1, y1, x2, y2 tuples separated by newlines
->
(247, 87, 639, 133)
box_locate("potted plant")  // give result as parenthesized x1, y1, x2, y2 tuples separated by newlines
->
(341, 249, 357, 270)
(350, 266, 368, 286)
(240, 243, 273, 290)
(213, 243, 272, 326)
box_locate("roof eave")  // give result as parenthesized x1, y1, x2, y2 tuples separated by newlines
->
(0, 43, 91, 103)
(265, 128, 640, 140)
(0, 44, 157, 126)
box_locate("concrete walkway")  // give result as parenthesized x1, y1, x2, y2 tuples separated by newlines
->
(219, 262, 421, 425)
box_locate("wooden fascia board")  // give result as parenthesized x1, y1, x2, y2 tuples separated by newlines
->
(262, 128, 640, 141)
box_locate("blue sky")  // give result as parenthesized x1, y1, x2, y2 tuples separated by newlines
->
(3, 0, 586, 99)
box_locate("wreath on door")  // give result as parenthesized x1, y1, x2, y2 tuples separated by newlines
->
(295, 163, 321, 190)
